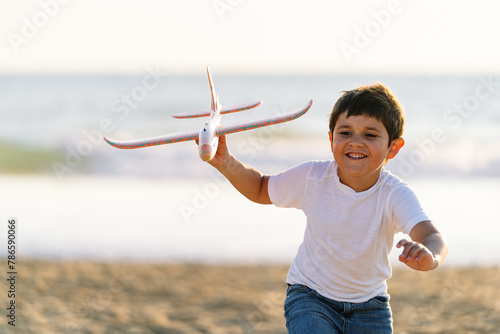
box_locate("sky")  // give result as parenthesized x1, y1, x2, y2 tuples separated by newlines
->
(1, 0, 500, 75)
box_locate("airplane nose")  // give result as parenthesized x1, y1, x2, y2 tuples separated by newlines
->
(199, 144, 214, 161)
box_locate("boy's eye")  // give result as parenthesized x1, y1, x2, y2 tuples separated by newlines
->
(339, 131, 351, 136)
(365, 133, 378, 138)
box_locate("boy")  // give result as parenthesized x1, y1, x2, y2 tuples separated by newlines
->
(205, 83, 448, 333)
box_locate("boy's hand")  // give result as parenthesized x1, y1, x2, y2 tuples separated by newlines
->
(195, 135, 230, 170)
(396, 239, 438, 271)
(207, 135, 230, 170)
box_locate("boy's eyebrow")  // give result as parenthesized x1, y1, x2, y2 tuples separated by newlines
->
(336, 124, 383, 133)
(364, 126, 382, 133)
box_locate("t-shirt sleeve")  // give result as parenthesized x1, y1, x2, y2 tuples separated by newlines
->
(389, 184, 430, 235)
(268, 161, 313, 209)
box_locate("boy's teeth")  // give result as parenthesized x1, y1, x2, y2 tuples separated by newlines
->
(348, 153, 366, 158)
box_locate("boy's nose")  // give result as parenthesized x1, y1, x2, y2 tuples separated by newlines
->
(348, 135, 364, 147)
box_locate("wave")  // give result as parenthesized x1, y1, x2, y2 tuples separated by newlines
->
(0, 141, 63, 174)
(2, 75, 499, 180)
(28, 136, 499, 181)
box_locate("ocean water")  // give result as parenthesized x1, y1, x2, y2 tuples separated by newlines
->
(0, 74, 499, 266)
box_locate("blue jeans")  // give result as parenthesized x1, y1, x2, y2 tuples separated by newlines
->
(284, 284, 393, 334)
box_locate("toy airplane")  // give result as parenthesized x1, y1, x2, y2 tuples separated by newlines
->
(104, 67, 313, 162)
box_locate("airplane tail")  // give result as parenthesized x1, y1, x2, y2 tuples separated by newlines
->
(172, 101, 263, 119)
(171, 67, 262, 119)
(207, 67, 220, 114)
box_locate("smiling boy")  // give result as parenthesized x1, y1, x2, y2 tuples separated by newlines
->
(206, 83, 448, 333)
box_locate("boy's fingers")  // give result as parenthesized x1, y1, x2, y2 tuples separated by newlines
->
(219, 135, 227, 146)
(397, 239, 436, 270)
(396, 239, 408, 248)
(407, 245, 423, 260)
(400, 242, 429, 260)
(397, 239, 420, 260)
(397, 239, 414, 256)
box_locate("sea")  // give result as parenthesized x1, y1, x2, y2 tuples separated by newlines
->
(0, 73, 499, 267)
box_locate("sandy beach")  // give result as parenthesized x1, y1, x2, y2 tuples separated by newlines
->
(0, 260, 499, 333)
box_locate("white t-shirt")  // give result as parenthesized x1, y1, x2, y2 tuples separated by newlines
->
(268, 160, 429, 303)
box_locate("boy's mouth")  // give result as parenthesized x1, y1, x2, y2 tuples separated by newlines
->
(346, 152, 368, 160)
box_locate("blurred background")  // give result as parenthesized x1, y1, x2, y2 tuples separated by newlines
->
(1, 0, 499, 266)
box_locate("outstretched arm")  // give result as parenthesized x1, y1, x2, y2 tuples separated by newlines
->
(207, 135, 272, 204)
(397, 220, 448, 271)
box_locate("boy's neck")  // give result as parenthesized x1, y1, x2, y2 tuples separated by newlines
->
(337, 167, 383, 192)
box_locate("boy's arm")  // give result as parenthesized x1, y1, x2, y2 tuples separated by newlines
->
(396, 220, 448, 271)
(206, 135, 272, 204)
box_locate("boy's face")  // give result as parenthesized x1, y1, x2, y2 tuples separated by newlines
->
(329, 112, 404, 192)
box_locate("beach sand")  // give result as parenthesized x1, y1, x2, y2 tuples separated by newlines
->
(1, 260, 499, 333)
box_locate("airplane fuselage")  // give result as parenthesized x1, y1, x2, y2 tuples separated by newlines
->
(198, 93, 221, 161)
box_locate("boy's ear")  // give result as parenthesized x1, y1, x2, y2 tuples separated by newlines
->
(387, 137, 405, 160)
(328, 132, 333, 153)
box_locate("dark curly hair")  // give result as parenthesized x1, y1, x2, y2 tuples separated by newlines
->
(329, 83, 405, 146)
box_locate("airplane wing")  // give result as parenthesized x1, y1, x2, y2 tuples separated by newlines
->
(216, 99, 313, 136)
(172, 101, 263, 119)
(104, 129, 199, 149)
